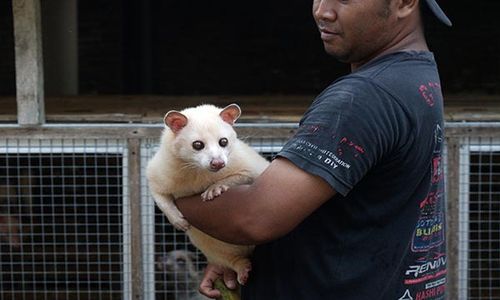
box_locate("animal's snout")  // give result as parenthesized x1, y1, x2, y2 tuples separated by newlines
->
(210, 159, 225, 171)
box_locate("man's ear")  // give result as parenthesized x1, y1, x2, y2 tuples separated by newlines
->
(396, 0, 419, 19)
(219, 103, 242, 125)
(164, 111, 188, 133)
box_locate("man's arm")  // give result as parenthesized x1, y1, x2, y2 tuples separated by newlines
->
(176, 157, 336, 245)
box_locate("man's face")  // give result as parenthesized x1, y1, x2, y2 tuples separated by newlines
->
(312, 0, 397, 64)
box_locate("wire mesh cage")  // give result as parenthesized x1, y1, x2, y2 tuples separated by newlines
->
(458, 136, 500, 300)
(0, 124, 499, 300)
(0, 139, 128, 300)
(0, 125, 293, 300)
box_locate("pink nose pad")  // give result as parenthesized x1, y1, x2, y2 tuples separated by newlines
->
(210, 159, 225, 170)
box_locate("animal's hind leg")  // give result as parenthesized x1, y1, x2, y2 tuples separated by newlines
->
(230, 257, 252, 285)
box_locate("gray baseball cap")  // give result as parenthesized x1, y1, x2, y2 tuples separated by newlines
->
(425, 0, 452, 26)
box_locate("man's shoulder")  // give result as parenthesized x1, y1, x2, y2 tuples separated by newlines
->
(319, 51, 440, 107)
(319, 75, 376, 101)
(310, 51, 441, 124)
(349, 51, 438, 84)
(317, 72, 395, 108)
(319, 51, 432, 97)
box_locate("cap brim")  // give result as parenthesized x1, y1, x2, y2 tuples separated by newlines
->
(425, 0, 452, 26)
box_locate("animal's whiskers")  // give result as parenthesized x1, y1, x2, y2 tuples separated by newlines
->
(179, 161, 199, 172)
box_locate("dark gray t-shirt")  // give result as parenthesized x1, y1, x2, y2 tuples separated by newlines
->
(242, 51, 446, 300)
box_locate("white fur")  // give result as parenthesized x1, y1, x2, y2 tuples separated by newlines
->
(146, 104, 269, 285)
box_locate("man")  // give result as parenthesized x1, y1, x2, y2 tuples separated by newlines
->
(177, 0, 451, 299)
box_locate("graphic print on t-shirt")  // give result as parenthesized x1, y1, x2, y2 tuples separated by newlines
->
(419, 82, 442, 107)
(403, 123, 447, 300)
(411, 124, 445, 252)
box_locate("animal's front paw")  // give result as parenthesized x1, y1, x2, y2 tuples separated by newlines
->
(167, 214, 191, 232)
(173, 218, 191, 232)
(201, 184, 229, 201)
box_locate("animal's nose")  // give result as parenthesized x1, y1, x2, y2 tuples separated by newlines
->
(210, 159, 225, 170)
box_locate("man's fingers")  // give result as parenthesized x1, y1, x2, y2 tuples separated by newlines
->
(199, 278, 221, 298)
(223, 268, 237, 289)
(198, 265, 223, 298)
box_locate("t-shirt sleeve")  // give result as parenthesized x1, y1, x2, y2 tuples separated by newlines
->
(277, 78, 405, 196)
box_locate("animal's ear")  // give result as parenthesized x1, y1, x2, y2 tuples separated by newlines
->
(219, 103, 241, 125)
(164, 111, 188, 133)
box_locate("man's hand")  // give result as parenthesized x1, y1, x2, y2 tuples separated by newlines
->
(199, 264, 238, 298)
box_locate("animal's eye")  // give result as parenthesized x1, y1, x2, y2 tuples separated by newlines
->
(192, 141, 205, 150)
(219, 138, 228, 147)
(176, 258, 186, 265)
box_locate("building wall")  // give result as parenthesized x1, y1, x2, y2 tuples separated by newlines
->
(0, 0, 498, 96)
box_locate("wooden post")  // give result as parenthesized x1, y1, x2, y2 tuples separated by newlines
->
(12, 0, 45, 125)
(128, 139, 144, 300)
(445, 137, 460, 300)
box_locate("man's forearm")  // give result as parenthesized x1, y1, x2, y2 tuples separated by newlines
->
(176, 185, 259, 245)
(176, 158, 335, 245)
